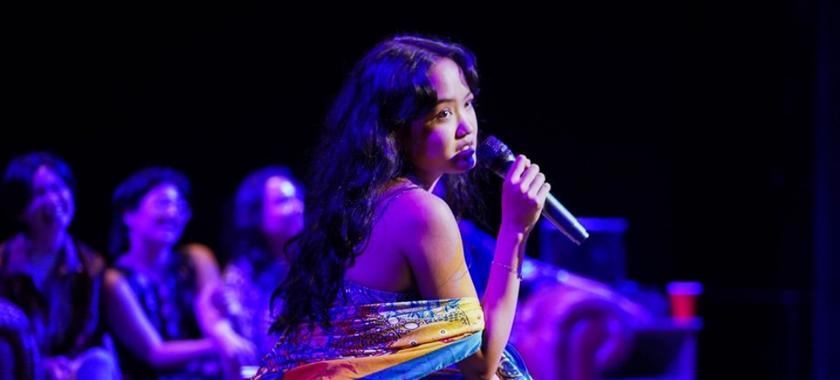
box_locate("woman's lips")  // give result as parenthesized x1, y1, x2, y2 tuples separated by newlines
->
(455, 148, 476, 166)
(456, 147, 476, 157)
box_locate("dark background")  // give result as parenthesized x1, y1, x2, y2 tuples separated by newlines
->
(2, 3, 838, 379)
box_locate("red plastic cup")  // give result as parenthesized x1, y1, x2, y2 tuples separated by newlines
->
(666, 281, 703, 319)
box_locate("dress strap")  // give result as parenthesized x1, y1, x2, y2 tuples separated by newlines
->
(375, 183, 422, 223)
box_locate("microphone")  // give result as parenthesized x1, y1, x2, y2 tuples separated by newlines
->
(477, 135, 589, 245)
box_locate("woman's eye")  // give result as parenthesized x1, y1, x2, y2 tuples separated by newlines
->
(436, 109, 453, 119)
(465, 99, 474, 108)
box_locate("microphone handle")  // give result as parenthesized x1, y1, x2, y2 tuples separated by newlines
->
(543, 193, 589, 245)
(489, 169, 589, 245)
(478, 134, 588, 245)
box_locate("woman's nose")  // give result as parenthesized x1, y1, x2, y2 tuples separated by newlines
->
(456, 116, 475, 138)
(46, 191, 63, 205)
(284, 199, 304, 215)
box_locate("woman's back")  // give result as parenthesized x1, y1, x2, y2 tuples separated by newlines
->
(344, 184, 419, 294)
(344, 183, 477, 301)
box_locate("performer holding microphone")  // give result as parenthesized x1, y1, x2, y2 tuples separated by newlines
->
(253, 35, 560, 380)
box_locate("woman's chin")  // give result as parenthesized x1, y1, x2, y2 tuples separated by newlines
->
(452, 156, 478, 172)
(152, 231, 183, 246)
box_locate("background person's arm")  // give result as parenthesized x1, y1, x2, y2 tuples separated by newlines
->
(103, 269, 217, 369)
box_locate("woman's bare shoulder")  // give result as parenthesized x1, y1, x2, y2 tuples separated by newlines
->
(382, 187, 458, 230)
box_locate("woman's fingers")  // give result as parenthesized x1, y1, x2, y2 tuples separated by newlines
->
(527, 172, 546, 199)
(500, 155, 553, 232)
(519, 164, 541, 194)
(505, 155, 530, 185)
(227, 336, 257, 365)
(537, 182, 551, 203)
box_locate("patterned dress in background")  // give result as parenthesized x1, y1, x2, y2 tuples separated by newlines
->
(113, 250, 223, 380)
(221, 255, 291, 360)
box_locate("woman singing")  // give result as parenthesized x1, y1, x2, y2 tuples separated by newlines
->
(255, 35, 548, 380)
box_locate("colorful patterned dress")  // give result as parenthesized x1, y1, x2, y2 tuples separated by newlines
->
(251, 280, 531, 380)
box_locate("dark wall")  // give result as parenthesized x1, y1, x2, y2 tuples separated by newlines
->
(1, 3, 826, 379)
(814, 0, 840, 378)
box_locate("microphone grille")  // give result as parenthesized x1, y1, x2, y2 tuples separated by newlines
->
(477, 136, 515, 177)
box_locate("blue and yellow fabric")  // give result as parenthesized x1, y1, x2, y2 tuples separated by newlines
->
(251, 297, 530, 380)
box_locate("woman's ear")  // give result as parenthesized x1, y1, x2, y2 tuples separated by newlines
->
(122, 210, 136, 229)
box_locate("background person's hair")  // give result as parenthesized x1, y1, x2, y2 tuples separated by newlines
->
(1, 151, 77, 232)
(109, 167, 192, 256)
(227, 165, 303, 265)
(271, 34, 484, 336)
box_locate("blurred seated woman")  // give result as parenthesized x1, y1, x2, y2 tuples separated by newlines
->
(103, 167, 255, 380)
(219, 166, 304, 370)
(0, 151, 119, 380)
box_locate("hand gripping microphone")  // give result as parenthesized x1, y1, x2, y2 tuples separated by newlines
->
(477, 135, 589, 245)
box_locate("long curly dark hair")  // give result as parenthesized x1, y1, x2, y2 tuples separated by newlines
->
(270, 35, 483, 336)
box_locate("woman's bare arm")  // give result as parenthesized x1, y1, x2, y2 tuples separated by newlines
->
(103, 269, 217, 369)
(400, 155, 548, 380)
